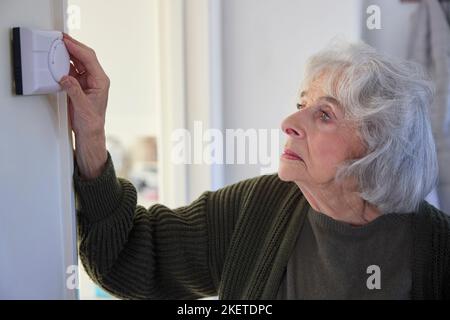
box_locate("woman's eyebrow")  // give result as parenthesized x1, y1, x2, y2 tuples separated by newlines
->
(318, 96, 343, 117)
(299, 92, 342, 114)
(319, 96, 340, 107)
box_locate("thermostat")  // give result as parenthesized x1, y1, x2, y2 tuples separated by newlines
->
(12, 27, 70, 96)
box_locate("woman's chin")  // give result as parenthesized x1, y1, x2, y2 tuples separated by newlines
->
(278, 164, 303, 182)
(277, 170, 290, 181)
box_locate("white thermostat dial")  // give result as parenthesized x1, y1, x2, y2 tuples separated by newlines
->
(49, 39, 70, 83)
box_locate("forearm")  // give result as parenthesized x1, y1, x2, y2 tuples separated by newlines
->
(75, 131, 108, 180)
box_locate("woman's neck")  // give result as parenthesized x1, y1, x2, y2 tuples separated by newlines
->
(296, 181, 382, 226)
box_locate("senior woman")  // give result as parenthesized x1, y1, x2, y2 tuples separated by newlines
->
(60, 33, 450, 300)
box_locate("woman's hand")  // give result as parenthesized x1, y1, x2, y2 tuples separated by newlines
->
(59, 33, 109, 180)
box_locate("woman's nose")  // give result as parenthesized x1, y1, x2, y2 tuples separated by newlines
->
(285, 127, 300, 136)
(282, 117, 305, 138)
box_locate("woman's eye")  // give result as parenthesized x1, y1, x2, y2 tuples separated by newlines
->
(296, 103, 305, 110)
(320, 111, 331, 122)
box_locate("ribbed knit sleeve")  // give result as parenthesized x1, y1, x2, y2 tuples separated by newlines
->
(74, 152, 258, 300)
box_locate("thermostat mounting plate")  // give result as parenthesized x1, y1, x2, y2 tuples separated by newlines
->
(12, 27, 70, 96)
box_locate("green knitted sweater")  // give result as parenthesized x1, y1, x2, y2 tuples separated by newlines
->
(74, 153, 450, 300)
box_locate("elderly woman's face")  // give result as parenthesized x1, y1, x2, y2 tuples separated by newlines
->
(279, 76, 365, 186)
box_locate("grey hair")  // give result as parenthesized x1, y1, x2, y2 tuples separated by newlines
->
(303, 40, 438, 214)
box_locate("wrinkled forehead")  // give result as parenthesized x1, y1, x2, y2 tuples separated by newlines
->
(298, 73, 343, 109)
(300, 63, 351, 102)
(299, 76, 328, 100)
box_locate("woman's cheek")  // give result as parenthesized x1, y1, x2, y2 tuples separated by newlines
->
(314, 129, 342, 158)
(316, 139, 348, 165)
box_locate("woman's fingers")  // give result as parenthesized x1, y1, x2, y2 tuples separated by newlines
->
(70, 56, 86, 75)
(62, 35, 106, 81)
(68, 64, 88, 89)
(69, 61, 81, 78)
(60, 76, 90, 110)
(63, 32, 90, 50)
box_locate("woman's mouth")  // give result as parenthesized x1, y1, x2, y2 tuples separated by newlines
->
(282, 148, 303, 161)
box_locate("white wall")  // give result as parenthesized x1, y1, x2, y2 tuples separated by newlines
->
(221, 0, 362, 185)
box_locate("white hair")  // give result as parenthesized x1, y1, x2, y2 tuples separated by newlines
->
(303, 40, 438, 214)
